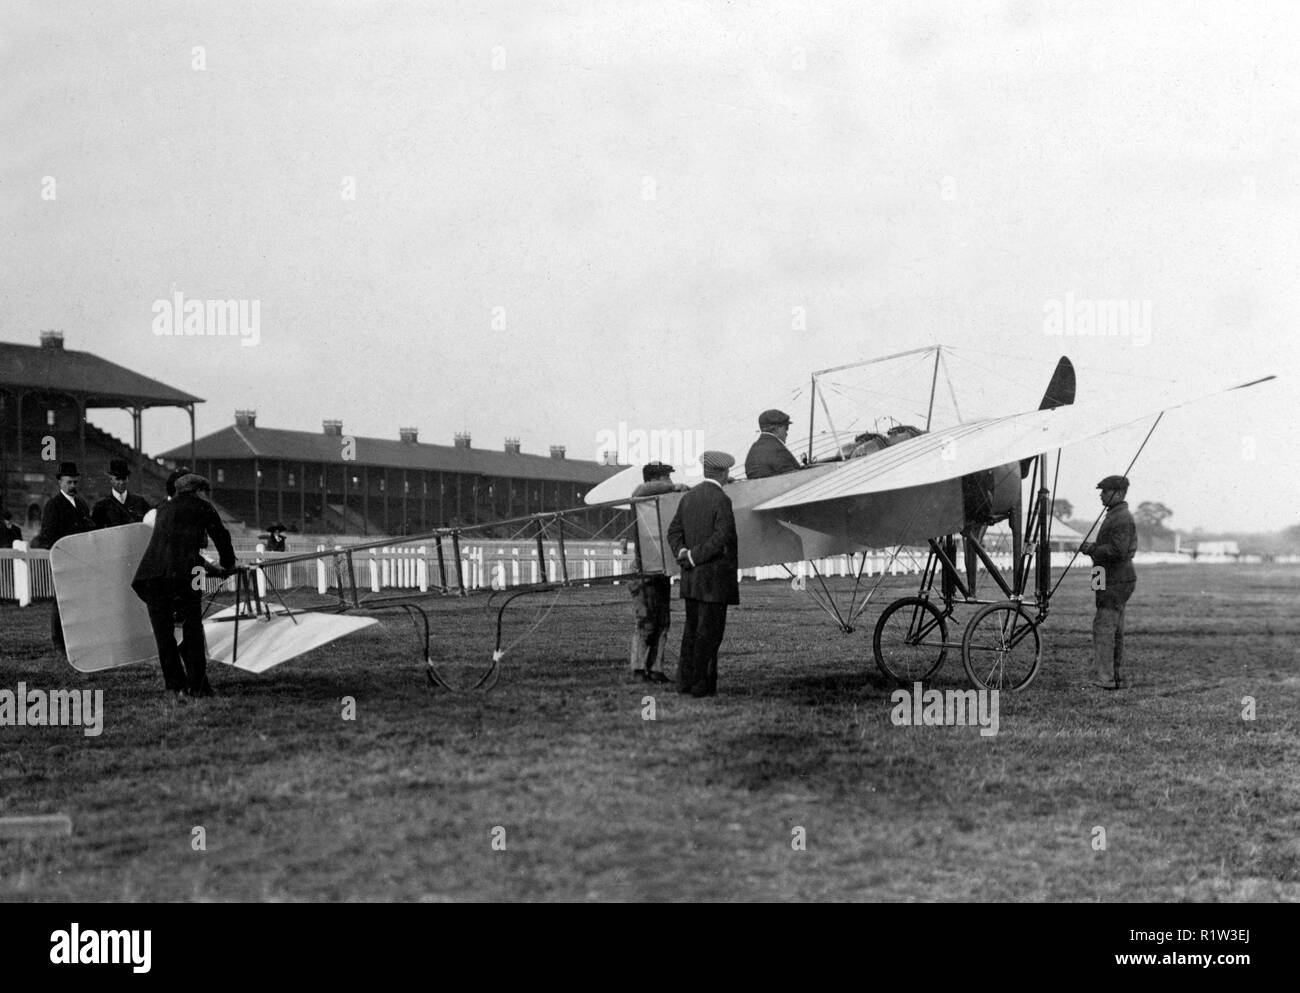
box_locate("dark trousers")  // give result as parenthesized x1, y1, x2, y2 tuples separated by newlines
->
(630, 576, 672, 672)
(144, 595, 210, 694)
(678, 599, 728, 694)
(1094, 581, 1135, 683)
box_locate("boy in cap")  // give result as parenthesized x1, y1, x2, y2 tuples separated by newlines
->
(1079, 475, 1138, 689)
(91, 457, 152, 528)
(744, 409, 802, 479)
(628, 461, 688, 682)
(132, 473, 238, 699)
(32, 462, 97, 654)
(667, 451, 739, 696)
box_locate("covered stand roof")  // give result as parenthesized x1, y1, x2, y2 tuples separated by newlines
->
(0, 338, 202, 407)
(163, 424, 620, 484)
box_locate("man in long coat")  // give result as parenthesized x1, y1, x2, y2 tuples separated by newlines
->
(667, 451, 739, 697)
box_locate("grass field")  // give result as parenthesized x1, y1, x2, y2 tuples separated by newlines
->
(1, 563, 1297, 902)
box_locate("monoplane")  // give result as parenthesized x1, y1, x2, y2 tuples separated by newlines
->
(47, 345, 1272, 692)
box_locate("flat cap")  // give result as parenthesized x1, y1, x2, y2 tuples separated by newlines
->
(1096, 475, 1130, 490)
(174, 473, 212, 495)
(700, 450, 736, 471)
(758, 408, 791, 429)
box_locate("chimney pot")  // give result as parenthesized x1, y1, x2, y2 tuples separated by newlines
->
(323, 419, 343, 436)
(39, 330, 64, 349)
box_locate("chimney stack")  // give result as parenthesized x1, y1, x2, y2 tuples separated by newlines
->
(399, 427, 419, 444)
(504, 437, 521, 455)
(323, 419, 343, 437)
(454, 432, 471, 449)
(39, 330, 64, 349)
(550, 445, 566, 460)
(235, 409, 257, 428)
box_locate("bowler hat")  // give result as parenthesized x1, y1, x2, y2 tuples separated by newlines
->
(1096, 475, 1130, 491)
(758, 409, 791, 429)
(56, 461, 79, 478)
(108, 458, 131, 478)
(642, 460, 675, 481)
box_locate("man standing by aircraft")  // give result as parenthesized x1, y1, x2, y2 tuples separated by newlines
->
(132, 473, 237, 700)
(32, 461, 97, 655)
(91, 458, 151, 528)
(1079, 475, 1138, 689)
(744, 409, 802, 479)
(628, 461, 687, 683)
(667, 451, 739, 697)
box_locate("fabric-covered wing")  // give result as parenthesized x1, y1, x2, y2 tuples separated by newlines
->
(755, 375, 1273, 511)
(50, 524, 156, 673)
(204, 606, 378, 674)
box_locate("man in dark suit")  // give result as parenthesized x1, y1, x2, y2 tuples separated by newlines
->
(91, 458, 152, 528)
(667, 451, 739, 697)
(131, 473, 238, 699)
(744, 409, 802, 479)
(32, 461, 98, 653)
(1079, 475, 1139, 690)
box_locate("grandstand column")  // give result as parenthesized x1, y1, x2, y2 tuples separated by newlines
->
(276, 460, 284, 527)
(362, 465, 369, 536)
(187, 403, 196, 466)
(13, 390, 23, 464)
(300, 461, 306, 532)
(77, 395, 86, 468)
(253, 457, 261, 529)
(131, 406, 142, 474)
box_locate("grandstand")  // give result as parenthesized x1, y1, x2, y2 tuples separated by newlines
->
(0, 332, 200, 533)
(160, 414, 623, 538)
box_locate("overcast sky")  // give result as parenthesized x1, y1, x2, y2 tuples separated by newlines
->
(3, 0, 1297, 531)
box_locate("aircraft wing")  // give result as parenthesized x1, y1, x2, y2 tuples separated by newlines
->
(50, 524, 377, 675)
(754, 373, 1274, 511)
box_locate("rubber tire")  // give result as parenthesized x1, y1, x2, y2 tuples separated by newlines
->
(961, 600, 1042, 691)
(873, 596, 948, 684)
